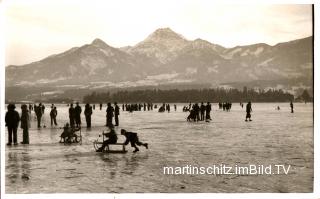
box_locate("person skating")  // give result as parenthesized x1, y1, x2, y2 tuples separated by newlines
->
(114, 102, 120, 126)
(290, 101, 294, 113)
(96, 125, 118, 152)
(84, 104, 92, 128)
(75, 102, 82, 127)
(245, 101, 252, 122)
(20, 104, 30, 144)
(5, 104, 20, 145)
(121, 129, 148, 153)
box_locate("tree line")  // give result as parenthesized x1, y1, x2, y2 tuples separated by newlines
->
(83, 87, 295, 103)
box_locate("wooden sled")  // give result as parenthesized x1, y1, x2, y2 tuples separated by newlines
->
(93, 135, 127, 153)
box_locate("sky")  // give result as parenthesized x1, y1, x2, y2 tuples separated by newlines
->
(4, 0, 313, 65)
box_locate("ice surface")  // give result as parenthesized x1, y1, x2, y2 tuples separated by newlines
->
(5, 103, 313, 193)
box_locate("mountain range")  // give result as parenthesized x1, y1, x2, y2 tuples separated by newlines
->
(5, 28, 313, 101)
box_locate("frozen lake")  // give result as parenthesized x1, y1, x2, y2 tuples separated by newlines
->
(5, 103, 313, 193)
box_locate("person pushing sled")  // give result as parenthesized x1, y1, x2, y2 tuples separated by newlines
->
(95, 127, 148, 153)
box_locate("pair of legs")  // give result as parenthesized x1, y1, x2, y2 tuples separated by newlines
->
(21, 128, 29, 144)
(85, 116, 91, 128)
(115, 115, 119, 126)
(51, 116, 57, 126)
(37, 116, 42, 128)
(7, 126, 18, 145)
(129, 136, 148, 152)
(245, 113, 252, 121)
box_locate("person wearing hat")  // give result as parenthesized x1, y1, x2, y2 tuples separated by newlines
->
(20, 104, 30, 144)
(5, 104, 20, 145)
(96, 125, 118, 152)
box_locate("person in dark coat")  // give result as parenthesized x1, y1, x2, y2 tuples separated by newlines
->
(114, 102, 120, 126)
(245, 101, 252, 122)
(290, 101, 294, 113)
(5, 104, 20, 145)
(74, 102, 82, 127)
(96, 126, 118, 152)
(20, 104, 30, 144)
(194, 103, 200, 122)
(106, 103, 114, 127)
(121, 129, 148, 153)
(35, 103, 43, 128)
(200, 102, 206, 121)
(84, 104, 92, 128)
(50, 106, 58, 126)
(69, 103, 76, 127)
(205, 102, 212, 121)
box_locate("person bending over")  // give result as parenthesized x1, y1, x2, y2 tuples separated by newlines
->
(121, 129, 148, 153)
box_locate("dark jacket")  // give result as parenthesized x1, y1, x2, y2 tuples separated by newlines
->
(5, 110, 20, 128)
(123, 131, 138, 145)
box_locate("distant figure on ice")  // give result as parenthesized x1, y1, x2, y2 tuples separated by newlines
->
(93, 104, 95, 110)
(75, 102, 82, 127)
(20, 104, 30, 144)
(35, 103, 43, 128)
(290, 101, 294, 113)
(84, 104, 92, 128)
(114, 102, 120, 126)
(106, 103, 114, 127)
(174, 104, 177, 111)
(5, 104, 20, 145)
(69, 103, 76, 127)
(200, 102, 205, 121)
(276, 106, 280, 110)
(100, 103, 102, 110)
(121, 129, 148, 153)
(245, 101, 252, 122)
(96, 125, 118, 152)
(50, 106, 58, 126)
(206, 102, 212, 121)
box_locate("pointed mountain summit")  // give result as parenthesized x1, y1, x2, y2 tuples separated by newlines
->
(91, 38, 112, 49)
(130, 28, 189, 63)
(145, 27, 187, 42)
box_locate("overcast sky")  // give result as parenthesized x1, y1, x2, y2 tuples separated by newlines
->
(4, 0, 313, 65)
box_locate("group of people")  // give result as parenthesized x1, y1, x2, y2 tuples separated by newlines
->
(5, 104, 29, 145)
(218, 102, 232, 111)
(186, 102, 212, 122)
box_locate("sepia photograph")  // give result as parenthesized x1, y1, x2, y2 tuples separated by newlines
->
(1, 0, 316, 197)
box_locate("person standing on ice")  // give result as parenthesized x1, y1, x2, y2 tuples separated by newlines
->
(106, 103, 114, 127)
(290, 101, 294, 113)
(35, 103, 43, 128)
(84, 103, 92, 128)
(69, 103, 76, 127)
(75, 102, 82, 127)
(5, 104, 20, 145)
(20, 104, 30, 144)
(50, 106, 58, 126)
(114, 102, 120, 126)
(245, 101, 252, 122)
(205, 102, 212, 121)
